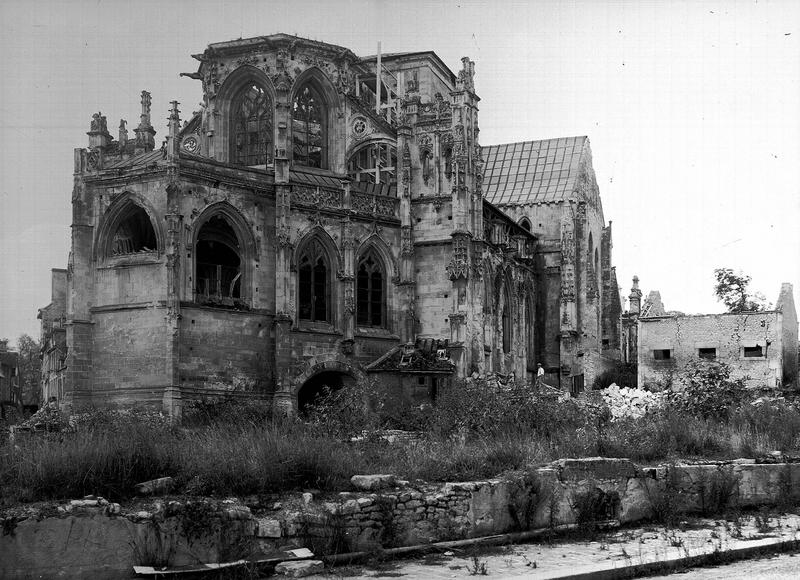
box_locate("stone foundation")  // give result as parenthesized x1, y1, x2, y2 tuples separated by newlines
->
(4, 458, 800, 579)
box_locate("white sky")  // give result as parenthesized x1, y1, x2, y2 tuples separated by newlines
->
(1, 0, 798, 341)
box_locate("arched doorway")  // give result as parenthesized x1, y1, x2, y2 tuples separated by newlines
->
(296, 370, 356, 415)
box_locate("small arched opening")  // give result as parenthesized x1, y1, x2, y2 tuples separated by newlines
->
(296, 371, 356, 415)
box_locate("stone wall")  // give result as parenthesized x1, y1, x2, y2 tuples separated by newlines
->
(638, 311, 788, 389)
(5, 458, 800, 579)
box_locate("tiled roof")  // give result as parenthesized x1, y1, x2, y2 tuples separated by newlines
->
(103, 149, 166, 170)
(482, 136, 587, 205)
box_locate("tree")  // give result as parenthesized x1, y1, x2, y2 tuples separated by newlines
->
(713, 268, 770, 313)
(16, 334, 41, 408)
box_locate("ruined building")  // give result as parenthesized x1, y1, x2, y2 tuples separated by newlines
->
(637, 283, 798, 389)
(40, 34, 621, 414)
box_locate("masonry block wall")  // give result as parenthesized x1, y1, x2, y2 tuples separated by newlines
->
(638, 311, 792, 389)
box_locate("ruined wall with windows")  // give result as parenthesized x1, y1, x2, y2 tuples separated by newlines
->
(638, 287, 798, 389)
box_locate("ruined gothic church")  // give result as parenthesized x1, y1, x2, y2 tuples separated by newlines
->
(39, 34, 622, 415)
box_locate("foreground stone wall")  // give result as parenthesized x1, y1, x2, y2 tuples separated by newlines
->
(4, 458, 800, 579)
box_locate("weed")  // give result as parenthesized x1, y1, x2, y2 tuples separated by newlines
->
(465, 555, 488, 576)
(754, 507, 773, 533)
(699, 466, 740, 516)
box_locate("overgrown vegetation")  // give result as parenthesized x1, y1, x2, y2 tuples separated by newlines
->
(2, 363, 800, 506)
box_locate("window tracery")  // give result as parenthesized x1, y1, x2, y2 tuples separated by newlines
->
(292, 84, 326, 168)
(356, 252, 385, 327)
(298, 239, 330, 322)
(231, 83, 273, 166)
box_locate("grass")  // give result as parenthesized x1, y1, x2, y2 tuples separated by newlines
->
(3, 383, 800, 506)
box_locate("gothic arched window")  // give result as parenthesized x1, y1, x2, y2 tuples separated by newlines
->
(298, 240, 330, 322)
(292, 84, 326, 168)
(356, 252, 385, 327)
(347, 144, 397, 184)
(231, 83, 273, 166)
(519, 218, 532, 232)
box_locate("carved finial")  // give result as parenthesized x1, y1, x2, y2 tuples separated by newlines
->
(169, 100, 180, 123)
(141, 90, 152, 117)
(118, 119, 128, 146)
(167, 101, 181, 160)
(134, 90, 156, 153)
(457, 57, 475, 91)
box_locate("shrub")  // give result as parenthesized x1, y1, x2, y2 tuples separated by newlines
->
(663, 361, 749, 419)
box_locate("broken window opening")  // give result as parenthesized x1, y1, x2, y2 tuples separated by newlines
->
(195, 216, 242, 305)
(298, 240, 330, 323)
(744, 345, 764, 358)
(519, 218, 532, 232)
(653, 349, 672, 360)
(231, 82, 273, 167)
(356, 252, 385, 327)
(110, 205, 157, 256)
(292, 83, 326, 168)
(698, 347, 717, 360)
(502, 302, 511, 354)
(347, 143, 397, 185)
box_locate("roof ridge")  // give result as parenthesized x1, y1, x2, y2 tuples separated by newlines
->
(482, 135, 587, 149)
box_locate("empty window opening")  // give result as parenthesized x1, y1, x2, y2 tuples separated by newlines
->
(653, 349, 672, 360)
(231, 82, 273, 166)
(744, 345, 764, 358)
(196, 216, 242, 304)
(356, 253, 384, 327)
(519, 218, 532, 232)
(698, 347, 717, 360)
(111, 206, 157, 255)
(502, 304, 511, 354)
(298, 240, 329, 322)
(444, 147, 453, 180)
(292, 84, 326, 168)
(347, 143, 397, 184)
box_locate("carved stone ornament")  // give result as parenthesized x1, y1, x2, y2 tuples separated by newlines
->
(86, 150, 99, 170)
(235, 54, 259, 68)
(277, 224, 292, 248)
(203, 62, 220, 98)
(182, 135, 200, 154)
(417, 133, 432, 152)
(344, 287, 355, 315)
(351, 116, 369, 140)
